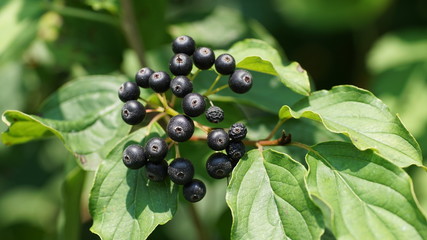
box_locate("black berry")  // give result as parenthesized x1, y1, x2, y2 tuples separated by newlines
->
(145, 160, 168, 182)
(183, 179, 206, 202)
(215, 53, 235, 75)
(144, 137, 168, 162)
(167, 115, 195, 142)
(170, 76, 193, 98)
(168, 158, 194, 185)
(205, 106, 224, 123)
(169, 53, 193, 76)
(121, 100, 146, 125)
(182, 93, 206, 117)
(207, 129, 229, 151)
(206, 152, 233, 179)
(229, 69, 253, 94)
(172, 35, 196, 56)
(226, 140, 246, 162)
(122, 144, 146, 169)
(193, 47, 215, 70)
(118, 81, 140, 102)
(229, 122, 247, 140)
(135, 67, 154, 88)
(149, 71, 171, 93)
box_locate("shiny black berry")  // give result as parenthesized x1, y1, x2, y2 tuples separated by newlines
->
(170, 76, 193, 98)
(215, 53, 235, 75)
(229, 122, 247, 140)
(168, 158, 194, 185)
(172, 35, 196, 56)
(182, 93, 206, 117)
(183, 179, 206, 202)
(121, 100, 146, 125)
(145, 137, 168, 162)
(145, 160, 168, 182)
(193, 47, 215, 70)
(229, 70, 253, 94)
(169, 53, 193, 76)
(226, 140, 246, 162)
(149, 71, 171, 93)
(122, 144, 146, 169)
(135, 67, 154, 88)
(167, 115, 195, 142)
(207, 129, 229, 151)
(118, 81, 140, 102)
(205, 106, 224, 123)
(206, 152, 233, 179)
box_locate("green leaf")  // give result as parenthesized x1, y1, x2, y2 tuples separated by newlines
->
(279, 85, 423, 168)
(1, 75, 131, 170)
(226, 149, 324, 240)
(90, 124, 177, 240)
(306, 142, 427, 239)
(228, 39, 311, 96)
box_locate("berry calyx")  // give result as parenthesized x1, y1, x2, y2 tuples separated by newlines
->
(168, 158, 194, 185)
(145, 160, 168, 182)
(121, 100, 146, 125)
(182, 93, 206, 117)
(167, 115, 195, 142)
(172, 35, 196, 56)
(170, 76, 193, 98)
(193, 47, 215, 70)
(122, 144, 146, 169)
(135, 67, 154, 88)
(229, 69, 253, 94)
(205, 106, 224, 123)
(206, 152, 233, 179)
(169, 53, 193, 76)
(149, 71, 171, 93)
(118, 81, 140, 102)
(144, 137, 168, 162)
(226, 140, 246, 162)
(229, 122, 247, 141)
(215, 53, 235, 75)
(183, 179, 206, 202)
(207, 129, 229, 151)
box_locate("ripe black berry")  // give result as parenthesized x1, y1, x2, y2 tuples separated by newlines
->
(182, 93, 206, 117)
(207, 129, 229, 151)
(229, 122, 247, 140)
(149, 71, 171, 93)
(167, 115, 195, 142)
(122, 144, 146, 169)
(145, 137, 168, 162)
(168, 158, 194, 185)
(193, 47, 215, 70)
(118, 81, 140, 102)
(145, 160, 168, 182)
(169, 53, 193, 76)
(121, 100, 146, 125)
(170, 76, 193, 98)
(205, 106, 224, 123)
(135, 67, 154, 88)
(183, 179, 206, 202)
(226, 140, 246, 162)
(229, 70, 253, 94)
(172, 35, 196, 56)
(215, 53, 235, 75)
(206, 152, 233, 179)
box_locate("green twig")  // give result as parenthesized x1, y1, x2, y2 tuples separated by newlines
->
(203, 74, 222, 95)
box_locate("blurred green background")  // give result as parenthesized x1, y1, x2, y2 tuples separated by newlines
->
(0, 0, 426, 239)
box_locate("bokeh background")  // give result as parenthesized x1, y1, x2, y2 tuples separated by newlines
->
(0, 0, 426, 239)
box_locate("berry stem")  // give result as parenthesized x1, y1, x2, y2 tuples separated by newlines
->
(194, 121, 210, 133)
(204, 84, 229, 96)
(156, 93, 179, 116)
(147, 112, 167, 130)
(203, 74, 222, 95)
(189, 69, 201, 81)
(174, 143, 181, 158)
(264, 119, 287, 140)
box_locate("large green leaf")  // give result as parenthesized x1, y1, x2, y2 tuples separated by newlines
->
(279, 85, 423, 168)
(90, 124, 177, 240)
(228, 39, 311, 96)
(226, 149, 324, 240)
(1, 75, 131, 170)
(306, 142, 427, 239)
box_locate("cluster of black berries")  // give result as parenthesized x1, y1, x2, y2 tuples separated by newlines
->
(117, 35, 252, 202)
